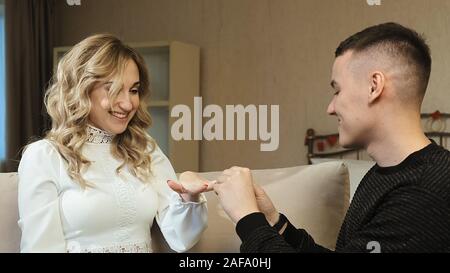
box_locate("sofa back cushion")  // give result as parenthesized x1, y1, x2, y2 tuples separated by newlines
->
(0, 173, 21, 253)
(311, 158, 375, 201)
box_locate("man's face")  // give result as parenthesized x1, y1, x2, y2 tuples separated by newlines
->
(327, 51, 372, 149)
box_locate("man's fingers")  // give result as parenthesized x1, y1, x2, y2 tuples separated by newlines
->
(205, 180, 217, 191)
(217, 174, 230, 184)
(223, 169, 233, 175)
(212, 179, 223, 194)
(253, 182, 264, 194)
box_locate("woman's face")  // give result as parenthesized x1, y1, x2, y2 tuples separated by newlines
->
(89, 59, 140, 135)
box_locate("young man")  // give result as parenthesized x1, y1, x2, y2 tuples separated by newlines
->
(212, 22, 450, 252)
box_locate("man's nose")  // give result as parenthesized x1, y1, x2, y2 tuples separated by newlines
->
(327, 99, 336, 115)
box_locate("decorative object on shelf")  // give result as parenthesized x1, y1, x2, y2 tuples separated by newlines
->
(425, 110, 446, 132)
(317, 141, 325, 152)
(326, 135, 338, 147)
(431, 110, 442, 120)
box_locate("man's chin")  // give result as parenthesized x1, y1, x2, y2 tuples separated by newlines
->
(341, 143, 353, 149)
(339, 135, 353, 149)
(340, 141, 350, 149)
(340, 138, 363, 150)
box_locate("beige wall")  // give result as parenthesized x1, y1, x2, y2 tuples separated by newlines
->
(53, 0, 450, 171)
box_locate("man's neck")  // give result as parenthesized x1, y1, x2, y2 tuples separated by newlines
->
(366, 116, 431, 167)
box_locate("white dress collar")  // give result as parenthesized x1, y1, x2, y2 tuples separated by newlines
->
(87, 125, 115, 144)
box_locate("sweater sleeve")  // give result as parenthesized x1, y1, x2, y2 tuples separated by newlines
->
(150, 145, 208, 252)
(236, 212, 331, 253)
(236, 185, 450, 253)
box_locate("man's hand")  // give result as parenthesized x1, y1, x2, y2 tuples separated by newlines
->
(167, 171, 215, 202)
(253, 182, 280, 226)
(213, 166, 260, 223)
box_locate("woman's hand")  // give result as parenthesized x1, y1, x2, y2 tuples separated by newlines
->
(167, 171, 215, 202)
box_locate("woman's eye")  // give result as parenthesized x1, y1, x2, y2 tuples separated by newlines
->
(334, 90, 340, 96)
(130, 89, 139, 94)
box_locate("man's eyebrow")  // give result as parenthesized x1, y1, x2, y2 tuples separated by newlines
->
(330, 80, 339, 89)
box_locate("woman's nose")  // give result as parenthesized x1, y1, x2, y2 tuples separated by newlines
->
(116, 92, 133, 112)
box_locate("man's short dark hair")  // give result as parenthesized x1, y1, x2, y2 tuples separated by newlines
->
(335, 22, 432, 96)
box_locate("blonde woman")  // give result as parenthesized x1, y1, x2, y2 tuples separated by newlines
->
(17, 34, 210, 253)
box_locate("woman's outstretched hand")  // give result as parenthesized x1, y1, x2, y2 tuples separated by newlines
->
(167, 171, 215, 202)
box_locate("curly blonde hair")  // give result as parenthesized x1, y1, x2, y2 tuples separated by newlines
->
(44, 34, 155, 187)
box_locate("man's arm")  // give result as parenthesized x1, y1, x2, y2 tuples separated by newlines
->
(236, 212, 332, 253)
(236, 185, 450, 253)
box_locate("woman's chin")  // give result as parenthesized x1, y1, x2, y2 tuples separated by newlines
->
(103, 123, 128, 135)
(112, 127, 128, 135)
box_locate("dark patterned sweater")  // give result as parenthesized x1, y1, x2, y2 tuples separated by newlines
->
(236, 142, 450, 253)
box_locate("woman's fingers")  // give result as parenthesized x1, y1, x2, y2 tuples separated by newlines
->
(168, 179, 217, 194)
(167, 180, 186, 194)
(169, 170, 232, 194)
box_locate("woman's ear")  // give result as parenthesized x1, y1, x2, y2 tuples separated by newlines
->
(368, 71, 385, 104)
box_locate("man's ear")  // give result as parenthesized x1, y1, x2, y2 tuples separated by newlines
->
(368, 71, 385, 104)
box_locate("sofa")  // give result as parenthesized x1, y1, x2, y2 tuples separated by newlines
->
(0, 161, 351, 253)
